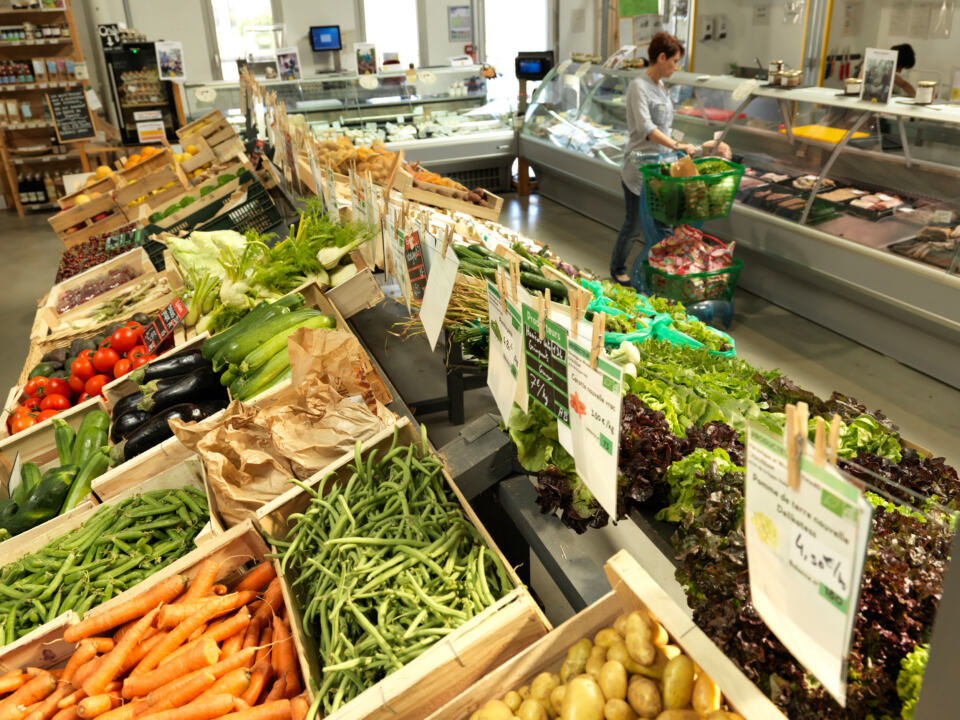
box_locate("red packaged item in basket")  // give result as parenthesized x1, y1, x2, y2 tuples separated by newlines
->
(649, 226, 735, 276)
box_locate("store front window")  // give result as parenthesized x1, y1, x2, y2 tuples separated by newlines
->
(484, 0, 549, 107)
(363, 0, 421, 69)
(210, 0, 276, 81)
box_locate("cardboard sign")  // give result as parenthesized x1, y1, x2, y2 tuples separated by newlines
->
(486, 281, 522, 421)
(46, 89, 95, 143)
(419, 244, 459, 351)
(142, 298, 189, 353)
(324, 168, 338, 215)
(567, 333, 622, 517)
(745, 425, 873, 704)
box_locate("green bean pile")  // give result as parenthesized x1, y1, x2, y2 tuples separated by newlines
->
(0, 486, 208, 645)
(275, 428, 512, 715)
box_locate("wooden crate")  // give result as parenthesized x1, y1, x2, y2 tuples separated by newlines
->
(0, 390, 101, 443)
(326, 267, 384, 318)
(177, 109, 228, 139)
(179, 136, 216, 175)
(0, 518, 268, 667)
(114, 148, 179, 185)
(48, 192, 132, 248)
(255, 417, 550, 720)
(114, 163, 190, 213)
(152, 174, 243, 230)
(57, 174, 119, 210)
(396, 166, 503, 222)
(424, 550, 788, 720)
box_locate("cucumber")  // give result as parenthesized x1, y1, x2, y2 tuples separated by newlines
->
(215, 309, 324, 369)
(452, 244, 484, 262)
(458, 263, 497, 281)
(230, 346, 290, 401)
(201, 293, 305, 361)
(520, 272, 568, 299)
(239, 314, 335, 374)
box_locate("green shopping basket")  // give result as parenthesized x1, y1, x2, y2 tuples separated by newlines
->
(643, 257, 743, 304)
(641, 157, 745, 225)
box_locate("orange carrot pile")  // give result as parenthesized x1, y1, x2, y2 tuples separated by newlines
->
(0, 560, 304, 720)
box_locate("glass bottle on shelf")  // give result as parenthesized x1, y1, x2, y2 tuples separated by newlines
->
(43, 171, 56, 202)
(17, 173, 29, 206)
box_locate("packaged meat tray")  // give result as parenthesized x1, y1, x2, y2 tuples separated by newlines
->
(819, 187, 869, 204)
(790, 174, 837, 192)
(736, 174, 769, 200)
(847, 192, 909, 221)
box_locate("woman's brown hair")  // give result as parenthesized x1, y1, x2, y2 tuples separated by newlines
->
(648, 31, 685, 63)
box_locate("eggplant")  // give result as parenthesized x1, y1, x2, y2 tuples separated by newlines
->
(137, 367, 226, 414)
(111, 376, 179, 418)
(128, 351, 208, 385)
(110, 409, 152, 443)
(118, 399, 226, 462)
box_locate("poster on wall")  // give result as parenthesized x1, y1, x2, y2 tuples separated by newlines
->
(448, 5, 472, 42)
(156, 41, 185, 80)
(276, 47, 301, 80)
(619, 0, 659, 17)
(355, 43, 377, 74)
(860, 47, 899, 103)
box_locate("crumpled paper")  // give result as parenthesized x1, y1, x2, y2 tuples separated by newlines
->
(171, 327, 395, 526)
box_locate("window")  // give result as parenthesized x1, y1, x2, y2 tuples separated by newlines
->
(363, 0, 420, 69)
(484, 0, 549, 105)
(210, 0, 276, 81)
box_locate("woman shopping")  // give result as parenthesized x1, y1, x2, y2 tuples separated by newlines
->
(610, 31, 729, 290)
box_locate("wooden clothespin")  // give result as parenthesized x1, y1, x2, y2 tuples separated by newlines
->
(569, 289, 579, 340)
(496, 267, 507, 312)
(828, 413, 841, 465)
(441, 225, 452, 259)
(538, 293, 546, 340)
(785, 401, 809, 490)
(590, 312, 606, 368)
(509, 257, 519, 302)
(544, 288, 552, 323)
(813, 417, 827, 465)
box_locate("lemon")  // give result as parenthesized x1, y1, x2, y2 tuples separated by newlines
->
(75, 194, 91, 204)
(185, 144, 199, 156)
(95, 165, 114, 179)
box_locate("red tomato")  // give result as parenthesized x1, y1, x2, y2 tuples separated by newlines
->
(19, 397, 42, 413)
(127, 345, 149, 360)
(71, 357, 96, 381)
(10, 414, 37, 434)
(110, 327, 139, 354)
(40, 393, 71, 411)
(92, 347, 121, 373)
(131, 353, 156, 370)
(113, 358, 132, 378)
(77, 349, 95, 361)
(25, 376, 49, 397)
(45, 378, 71, 399)
(68, 374, 86, 394)
(124, 320, 144, 335)
(84, 374, 111, 397)
(77, 392, 91, 403)
(13, 403, 35, 416)
(36, 409, 60, 422)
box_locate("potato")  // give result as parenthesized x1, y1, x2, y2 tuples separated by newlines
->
(597, 661, 627, 701)
(561, 639, 593, 683)
(626, 675, 661, 717)
(475, 699, 516, 720)
(531, 672, 561, 702)
(662, 655, 695, 709)
(594, 628, 622, 649)
(705, 713, 745, 720)
(517, 699, 549, 720)
(561, 676, 606, 720)
(550, 686, 567, 715)
(630, 647, 669, 680)
(504, 690, 523, 712)
(603, 699, 637, 720)
(692, 673, 721, 715)
(586, 646, 608, 678)
(519, 685, 531, 699)
(625, 631, 656, 666)
(650, 622, 669, 646)
(661, 645, 682, 661)
(606, 642, 643, 674)
(624, 612, 651, 640)
(654, 712, 700, 720)
(613, 614, 629, 637)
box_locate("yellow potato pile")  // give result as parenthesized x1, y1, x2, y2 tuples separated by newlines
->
(470, 610, 744, 720)
(315, 135, 396, 183)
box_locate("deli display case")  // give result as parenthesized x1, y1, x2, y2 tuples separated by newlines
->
(181, 66, 516, 190)
(520, 65, 960, 389)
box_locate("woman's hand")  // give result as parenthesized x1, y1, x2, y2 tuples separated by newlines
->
(701, 139, 732, 159)
(675, 142, 698, 155)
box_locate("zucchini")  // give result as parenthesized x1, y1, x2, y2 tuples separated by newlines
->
(52, 419, 75, 466)
(60, 451, 108, 514)
(452, 245, 486, 262)
(230, 346, 290, 401)
(520, 272, 568, 299)
(2, 466, 78, 537)
(214, 308, 324, 369)
(239, 314, 335, 374)
(469, 245, 509, 265)
(71, 410, 110, 468)
(201, 293, 304, 361)
(12, 462, 42, 506)
(458, 263, 497, 281)
(220, 365, 240, 387)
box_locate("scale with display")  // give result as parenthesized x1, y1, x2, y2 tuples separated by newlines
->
(311, 25, 343, 74)
(515, 51, 554, 195)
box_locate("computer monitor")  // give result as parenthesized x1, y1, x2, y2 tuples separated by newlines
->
(309, 25, 341, 52)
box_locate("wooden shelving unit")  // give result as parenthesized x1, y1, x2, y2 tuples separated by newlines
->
(0, 0, 90, 217)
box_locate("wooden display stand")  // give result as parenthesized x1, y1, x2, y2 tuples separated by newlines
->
(47, 191, 132, 248)
(395, 165, 503, 222)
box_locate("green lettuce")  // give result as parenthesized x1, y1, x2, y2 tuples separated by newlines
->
(896, 643, 928, 720)
(656, 447, 744, 523)
(506, 404, 574, 474)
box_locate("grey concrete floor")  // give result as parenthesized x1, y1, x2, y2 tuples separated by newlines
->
(4, 194, 959, 466)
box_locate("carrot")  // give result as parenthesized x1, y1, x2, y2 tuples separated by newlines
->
(137, 694, 235, 720)
(289, 696, 307, 720)
(145, 671, 215, 711)
(251, 581, 283, 625)
(122, 638, 219, 699)
(136, 594, 247, 675)
(254, 627, 272, 667)
(0, 670, 38, 696)
(92, 700, 146, 720)
(197, 670, 250, 702)
(237, 661, 270, 708)
(233, 700, 250, 712)
(121, 633, 167, 676)
(24, 684, 74, 720)
(210, 586, 227, 596)
(157, 593, 257, 630)
(76, 693, 120, 719)
(49, 708, 76, 720)
(82, 608, 159, 697)
(270, 619, 298, 698)
(220, 633, 243, 658)
(240, 617, 261, 653)
(56, 687, 85, 710)
(217, 699, 290, 720)
(180, 561, 220, 604)
(208, 608, 252, 645)
(0, 673, 58, 720)
(84, 640, 114, 655)
(234, 564, 276, 594)
(263, 675, 285, 705)
(62, 642, 100, 685)
(65, 578, 185, 644)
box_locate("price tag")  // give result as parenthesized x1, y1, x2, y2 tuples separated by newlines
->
(142, 298, 189, 353)
(403, 229, 427, 301)
(522, 301, 572, 449)
(932, 209, 954, 224)
(745, 425, 873, 705)
(567, 333, 622, 517)
(419, 244, 460, 351)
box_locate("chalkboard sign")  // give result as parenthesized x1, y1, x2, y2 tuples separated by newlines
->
(143, 298, 188, 353)
(522, 303, 570, 426)
(46, 89, 95, 143)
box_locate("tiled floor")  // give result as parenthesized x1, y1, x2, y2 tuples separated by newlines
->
(4, 193, 959, 465)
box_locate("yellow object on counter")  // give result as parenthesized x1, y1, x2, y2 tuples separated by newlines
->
(779, 124, 869, 144)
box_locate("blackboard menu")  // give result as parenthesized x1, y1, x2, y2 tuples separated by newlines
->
(143, 298, 188, 353)
(46, 89, 95, 143)
(522, 303, 570, 426)
(404, 230, 427, 301)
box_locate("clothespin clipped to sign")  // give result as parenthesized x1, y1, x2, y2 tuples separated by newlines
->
(813, 417, 827, 465)
(496, 267, 508, 313)
(441, 225, 452, 259)
(569, 288, 579, 340)
(538, 293, 546, 340)
(509, 258, 519, 301)
(544, 288, 552, 323)
(828, 413, 841, 465)
(784, 401, 809, 490)
(590, 312, 605, 368)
